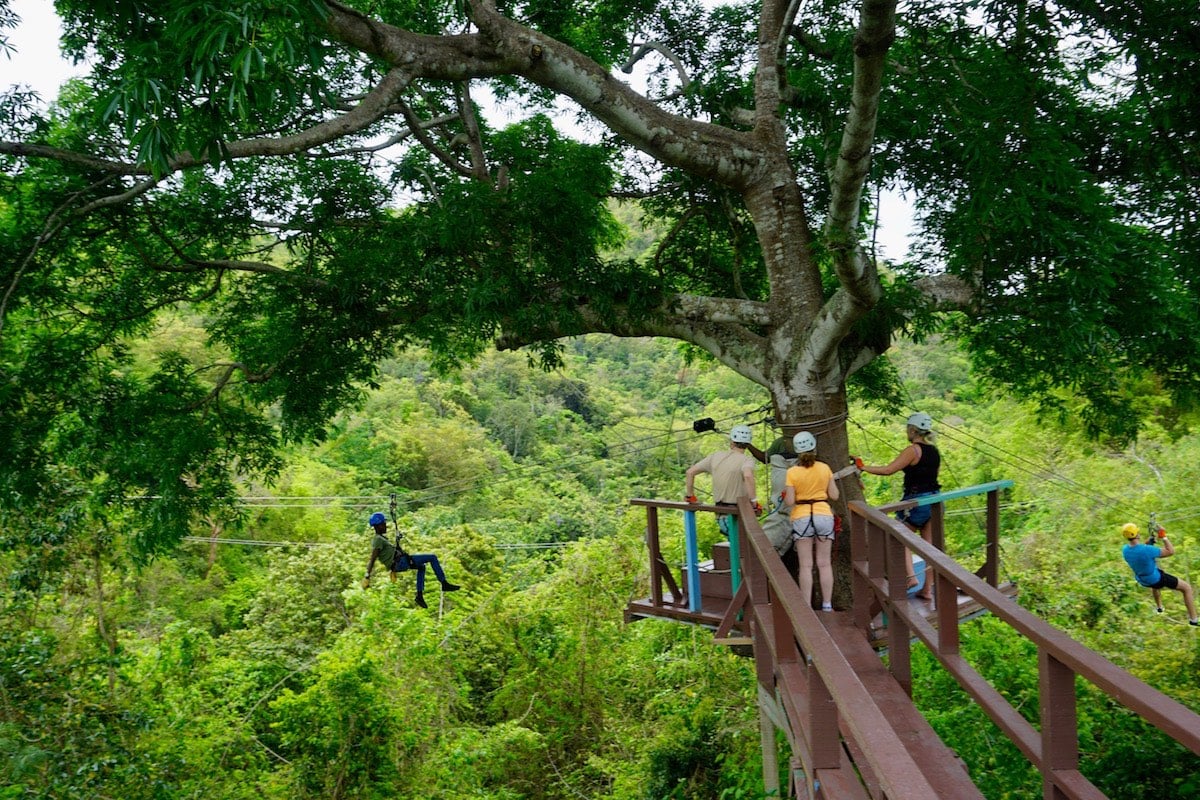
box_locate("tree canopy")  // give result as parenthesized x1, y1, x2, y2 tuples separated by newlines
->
(2, 0, 1199, 546)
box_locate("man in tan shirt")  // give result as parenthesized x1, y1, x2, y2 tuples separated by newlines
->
(685, 424, 760, 513)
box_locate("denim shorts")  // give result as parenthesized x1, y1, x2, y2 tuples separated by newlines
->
(792, 515, 836, 541)
(896, 491, 936, 529)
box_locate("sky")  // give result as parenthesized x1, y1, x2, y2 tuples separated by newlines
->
(3, 0, 82, 97)
(2, 0, 915, 259)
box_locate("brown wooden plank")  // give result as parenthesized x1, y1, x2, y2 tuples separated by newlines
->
(866, 581, 1020, 646)
(825, 613, 985, 799)
(812, 766, 872, 800)
(1049, 769, 1107, 800)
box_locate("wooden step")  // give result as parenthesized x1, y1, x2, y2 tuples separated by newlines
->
(712, 540, 731, 570)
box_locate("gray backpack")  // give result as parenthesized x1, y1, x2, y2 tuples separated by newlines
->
(761, 454, 797, 554)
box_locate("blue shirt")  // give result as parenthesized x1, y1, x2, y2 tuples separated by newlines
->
(1123, 543, 1162, 587)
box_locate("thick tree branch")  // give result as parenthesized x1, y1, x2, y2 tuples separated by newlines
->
(495, 292, 771, 383)
(0, 142, 145, 173)
(217, 68, 414, 162)
(672, 294, 772, 326)
(803, 0, 896, 376)
(826, 0, 896, 272)
(2, 67, 413, 178)
(755, 0, 788, 131)
(421, 0, 764, 189)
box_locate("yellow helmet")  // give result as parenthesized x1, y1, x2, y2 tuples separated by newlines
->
(1121, 522, 1140, 539)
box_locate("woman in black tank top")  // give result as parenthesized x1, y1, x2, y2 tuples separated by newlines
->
(860, 413, 941, 600)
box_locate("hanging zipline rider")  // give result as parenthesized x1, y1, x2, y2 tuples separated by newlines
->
(1121, 520, 1198, 626)
(363, 500, 460, 609)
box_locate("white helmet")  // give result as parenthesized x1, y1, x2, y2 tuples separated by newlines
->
(729, 424, 754, 443)
(906, 412, 933, 433)
(792, 431, 816, 453)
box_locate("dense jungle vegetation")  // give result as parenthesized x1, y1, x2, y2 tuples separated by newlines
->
(3, 332, 1200, 799)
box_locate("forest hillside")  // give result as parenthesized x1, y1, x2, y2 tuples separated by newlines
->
(3, 334, 1200, 799)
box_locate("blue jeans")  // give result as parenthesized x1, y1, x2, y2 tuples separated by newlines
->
(393, 553, 448, 593)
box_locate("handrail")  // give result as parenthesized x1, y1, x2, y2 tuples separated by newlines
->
(877, 479, 1014, 511)
(850, 497, 1200, 797)
(629, 485, 1200, 798)
(630, 496, 965, 797)
(732, 497, 950, 798)
(875, 479, 1008, 588)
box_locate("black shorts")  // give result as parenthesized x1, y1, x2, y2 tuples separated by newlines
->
(1146, 571, 1179, 591)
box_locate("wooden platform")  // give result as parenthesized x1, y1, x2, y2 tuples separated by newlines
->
(822, 612, 982, 796)
(624, 540, 747, 631)
(624, 541, 1020, 645)
(867, 580, 1021, 647)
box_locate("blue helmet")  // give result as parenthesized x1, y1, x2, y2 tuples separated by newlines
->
(368, 512, 386, 526)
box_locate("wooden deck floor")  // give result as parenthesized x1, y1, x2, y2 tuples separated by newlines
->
(865, 580, 1021, 647)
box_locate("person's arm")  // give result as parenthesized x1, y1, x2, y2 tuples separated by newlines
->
(745, 442, 767, 464)
(862, 445, 918, 477)
(1157, 535, 1175, 558)
(826, 474, 840, 502)
(363, 544, 379, 587)
(783, 484, 795, 508)
(741, 460, 758, 508)
(685, 456, 710, 499)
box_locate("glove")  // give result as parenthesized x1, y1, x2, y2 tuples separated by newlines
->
(685, 495, 698, 504)
(852, 456, 864, 471)
(1156, 526, 1167, 539)
(752, 499, 764, 516)
(362, 577, 370, 589)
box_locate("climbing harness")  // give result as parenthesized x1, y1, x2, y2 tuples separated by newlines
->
(791, 498, 832, 540)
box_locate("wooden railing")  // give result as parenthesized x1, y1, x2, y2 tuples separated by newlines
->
(630, 486, 1200, 798)
(850, 492, 1200, 799)
(632, 496, 977, 797)
(876, 479, 1011, 588)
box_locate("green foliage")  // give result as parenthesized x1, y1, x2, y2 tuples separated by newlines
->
(4, 330, 1200, 798)
(271, 645, 406, 800)
(60, 0, 334, 172)
(872, 2, 1200, 442)
(6, 0, 1200, 777)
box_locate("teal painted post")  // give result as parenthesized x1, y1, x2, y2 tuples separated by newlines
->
(684, 510, 701, 612)
(727, 517, 742, 593)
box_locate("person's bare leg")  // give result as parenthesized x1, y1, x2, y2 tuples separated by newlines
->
(904, 523, 919, 590)
(816, 538, 834, 609)
(797, 540, 815, 608)
(1153, 588, 1163, 612)
(916, 523, 934, 599)
(1178, 579, 1198, 621)
(905, 549, 918, 588)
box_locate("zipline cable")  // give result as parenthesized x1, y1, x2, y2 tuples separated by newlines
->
(183, 535, 571, 551)
(210, 406, 781, 513)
